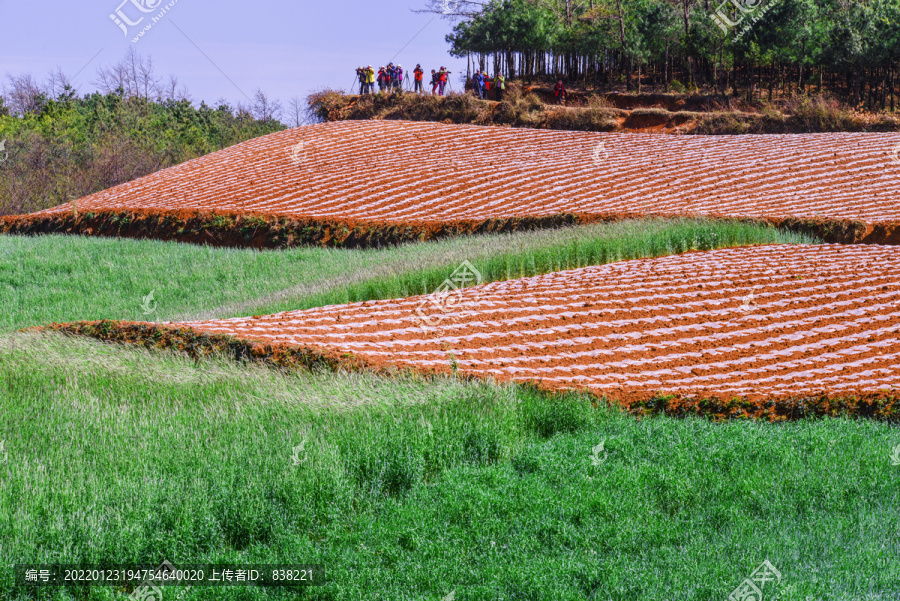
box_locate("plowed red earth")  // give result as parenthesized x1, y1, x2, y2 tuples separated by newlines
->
(158, 244, 898, 405)
(20, 121, 900, 237)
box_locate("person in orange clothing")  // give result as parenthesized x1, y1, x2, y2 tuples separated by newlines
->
(413, 64, 424, 95)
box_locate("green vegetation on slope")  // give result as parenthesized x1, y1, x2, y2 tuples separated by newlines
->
(0, 218, 816, 331)
(0, 332, 898, 600)
(0, 91, 285, 216)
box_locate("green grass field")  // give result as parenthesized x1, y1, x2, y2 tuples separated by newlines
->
(3, 221, 899, 600)
(0, 219, 813, 331)
(1, 333, 898, 600)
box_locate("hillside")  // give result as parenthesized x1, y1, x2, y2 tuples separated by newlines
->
(4, 120, 900, 247)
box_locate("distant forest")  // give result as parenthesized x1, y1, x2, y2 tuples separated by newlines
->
(428, 0, 900, 108)
(0, 49, 297, 216)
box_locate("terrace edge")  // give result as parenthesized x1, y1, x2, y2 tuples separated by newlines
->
(36, 320, 900, 422)
(1, 209, 896, 248)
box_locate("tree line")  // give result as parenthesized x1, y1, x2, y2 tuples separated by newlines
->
(427, 0, 900, 109)
(0, 49, 301, 216)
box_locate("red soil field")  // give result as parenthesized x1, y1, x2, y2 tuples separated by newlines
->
(159, 244, 899, 407)
(16, 121, 900, 243)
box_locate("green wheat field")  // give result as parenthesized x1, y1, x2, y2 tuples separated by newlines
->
(2, 220, 898, 600)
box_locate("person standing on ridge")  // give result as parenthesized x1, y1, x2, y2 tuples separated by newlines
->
(396, 64, 404, 94)
(438, 67, 448, 96)
(356, 67, 366, 94)
(494, 72, 506, 101)
(430, 69, 439, 95)
(414, 64, 424, 95)
(377, 66, 387, 93)
(554, 79, 567, 104)
(472, 70, 484, 99)
(366, 65, 376, 94)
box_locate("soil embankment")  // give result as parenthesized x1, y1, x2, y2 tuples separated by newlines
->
(311, 88, 900, 134)
(3, 209, 898, 249)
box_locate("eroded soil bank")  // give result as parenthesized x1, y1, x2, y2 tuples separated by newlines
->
(2, 209, 895, 249)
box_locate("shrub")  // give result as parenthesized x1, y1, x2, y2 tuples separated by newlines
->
(784, 95, 856, 132)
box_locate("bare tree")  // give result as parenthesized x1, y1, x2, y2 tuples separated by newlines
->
(46, 68, 76, 99)
(93, 60, 128, 96)
(159, 75, 191, 102)
(235, 100, 253, 126)
(93, 48, 161, 99)
(162, 75, 178, 100)
(287, 96, 306, 128)
(214, 97, 233, 112)
(251, 89, 283, 123)
(4, 73, 45, 115)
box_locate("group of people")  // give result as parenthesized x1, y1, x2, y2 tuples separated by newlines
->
(470, 69, 507, 100)
(355, 64, 452, 95)
(353, 64, 565, 103)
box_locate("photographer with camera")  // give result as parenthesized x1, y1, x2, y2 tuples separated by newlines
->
(438, 67, 450, 95)
(413, 64, 424, 95)
(365, 66, 375, 94)
(355, 67, 366, 94)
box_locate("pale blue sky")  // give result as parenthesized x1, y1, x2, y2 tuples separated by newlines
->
(1, 0, 467, 110)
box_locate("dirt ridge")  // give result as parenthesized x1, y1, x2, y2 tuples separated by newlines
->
(40, 320, 900, 422)
(1, 208, 893, 248)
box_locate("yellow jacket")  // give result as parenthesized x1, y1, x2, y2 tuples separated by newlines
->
(366, 68, 376, 83)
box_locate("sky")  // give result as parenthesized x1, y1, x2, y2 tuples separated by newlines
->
(0, 0, 468, 114)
